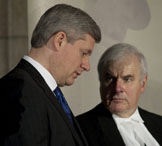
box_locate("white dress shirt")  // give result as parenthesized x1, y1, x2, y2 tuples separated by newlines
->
(112, 109, 160, 146)
(23, 55, 57, 91)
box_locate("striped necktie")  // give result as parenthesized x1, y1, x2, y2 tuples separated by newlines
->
(53, 87, 73, 124)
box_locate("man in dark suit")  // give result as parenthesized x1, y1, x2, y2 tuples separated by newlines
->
(77, 43, 162, 146)
(0, 4, 101, 146)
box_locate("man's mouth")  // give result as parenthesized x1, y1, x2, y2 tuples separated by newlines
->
(109, 94, 126, 101)
(73, 72, 81, 78)
(112, 98, 124, 102)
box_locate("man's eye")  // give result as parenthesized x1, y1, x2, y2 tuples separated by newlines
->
(105, 76, 113, 82)
(123, 76, 132, 82)
(81, 52, 87, 57)
(83, 53, 87, 56)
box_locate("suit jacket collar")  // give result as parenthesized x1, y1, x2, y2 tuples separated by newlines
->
(94, 103, 126, 146)
(16, 59, 88, 146)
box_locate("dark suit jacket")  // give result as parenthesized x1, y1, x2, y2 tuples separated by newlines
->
(76, 103, 162, 146)
(0, 59, 88, 146)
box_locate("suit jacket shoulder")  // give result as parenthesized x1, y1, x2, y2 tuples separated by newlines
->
(77, 103, 126, 146)
(0, 59, 88, 146)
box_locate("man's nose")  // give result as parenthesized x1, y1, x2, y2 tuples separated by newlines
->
(81, 57, 90, 71)
(115, 78, 124, 92)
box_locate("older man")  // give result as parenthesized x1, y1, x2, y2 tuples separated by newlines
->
(77, 43, 162, 146)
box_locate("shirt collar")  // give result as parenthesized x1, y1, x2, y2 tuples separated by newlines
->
(131, 108, 144, 123)
(23, 55, 57, 91)
(112, 108, 144, 125)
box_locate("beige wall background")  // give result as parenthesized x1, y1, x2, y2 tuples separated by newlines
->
(28, 0, 162, 116)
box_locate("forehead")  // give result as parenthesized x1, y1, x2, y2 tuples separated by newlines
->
(74, 34, 95, 50)
(83, 34, 95, 48)
(105, 55, 141, 76)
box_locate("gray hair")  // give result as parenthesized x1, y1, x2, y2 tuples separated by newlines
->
(98, 43, 148, 82)
(31, 4, 101, 48)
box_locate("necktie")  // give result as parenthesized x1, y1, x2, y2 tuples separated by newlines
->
(53, 87, 73, 124)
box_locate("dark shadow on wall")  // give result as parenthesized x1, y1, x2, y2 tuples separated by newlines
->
(85, 0, 150, 41)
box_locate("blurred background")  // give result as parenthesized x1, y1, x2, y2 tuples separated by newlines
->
(0, 0, 162, 116)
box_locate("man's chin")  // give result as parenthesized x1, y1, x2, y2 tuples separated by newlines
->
(65, 79, 75, 86)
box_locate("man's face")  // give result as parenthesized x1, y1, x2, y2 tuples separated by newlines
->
(57, 34, 95, 86)
(100, 55, 147, 117)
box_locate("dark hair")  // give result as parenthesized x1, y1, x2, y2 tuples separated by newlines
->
(31, 4, 101, 48)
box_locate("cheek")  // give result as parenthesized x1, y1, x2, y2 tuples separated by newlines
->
(125, 86, 141, 103)
(70, 53, 82, 66)
(125, 86, 134, 95)
(66, 56, 80, 68)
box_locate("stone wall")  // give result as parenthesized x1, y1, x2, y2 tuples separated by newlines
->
(0, 0, 28, 77)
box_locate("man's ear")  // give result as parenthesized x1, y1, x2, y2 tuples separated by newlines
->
(53, 31, 67, 51)
(141, 74, 148, 93)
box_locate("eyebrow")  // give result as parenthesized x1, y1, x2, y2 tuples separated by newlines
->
(105, 72, 134, 79)
(122, 74, 134, 80)
(123, 74, 134, 78)
(105, 71, 114, 76)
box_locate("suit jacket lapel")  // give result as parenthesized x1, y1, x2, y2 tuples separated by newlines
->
(73, 117, 89, 146)
(139, 107, 162, 145)
(16, 59, 88, 146)
(97, 103, 126, 146)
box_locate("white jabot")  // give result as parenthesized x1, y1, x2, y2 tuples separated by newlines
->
(112, 109, 160, 146)
(23, 55, 57, 91)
